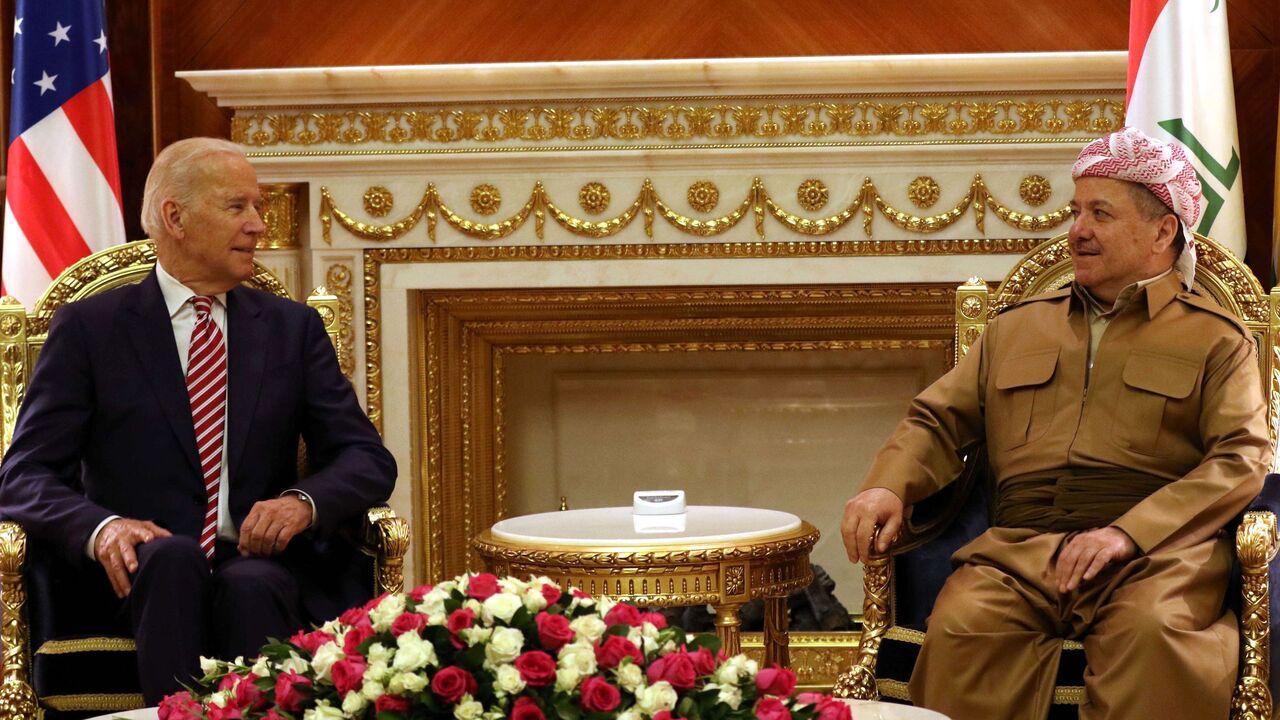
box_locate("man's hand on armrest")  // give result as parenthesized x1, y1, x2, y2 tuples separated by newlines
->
(94, 518, 171, 599)
(1054, 526, 1137, 593)
(239, 495, 313, 557)
(842, 488, 905, 564)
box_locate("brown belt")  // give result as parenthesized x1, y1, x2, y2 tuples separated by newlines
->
(995, 469, 1168, 532)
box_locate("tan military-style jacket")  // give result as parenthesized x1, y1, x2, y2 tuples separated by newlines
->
(862, 271, 1271, 554)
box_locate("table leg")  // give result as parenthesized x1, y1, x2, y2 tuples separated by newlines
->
(764, 595, 790, 667)
(712, 602, 743, 656)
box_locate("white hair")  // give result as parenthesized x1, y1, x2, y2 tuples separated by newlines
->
(140, 137, 247, 238)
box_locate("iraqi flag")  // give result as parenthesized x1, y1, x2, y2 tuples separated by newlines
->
(1127, 0, 1244, 258)
(2, 0, 125, 309)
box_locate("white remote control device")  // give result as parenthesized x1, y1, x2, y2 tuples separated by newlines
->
(632, 490, 686, 515)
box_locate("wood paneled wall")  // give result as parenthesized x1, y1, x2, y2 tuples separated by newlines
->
(125, 1, 1280, 279)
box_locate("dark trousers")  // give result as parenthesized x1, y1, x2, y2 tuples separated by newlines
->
(128, 536, 304, 704)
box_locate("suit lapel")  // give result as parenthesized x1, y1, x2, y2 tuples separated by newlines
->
(226, 287, 267, 479)
(123, 272, 201, 478)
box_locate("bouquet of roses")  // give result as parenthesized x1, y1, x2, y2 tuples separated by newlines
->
(158, 572, 853, 720)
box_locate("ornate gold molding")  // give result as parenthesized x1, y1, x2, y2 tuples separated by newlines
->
(322, 176, 1070, 244)
(232, 95, 1123, 151)
(408, 283, 955, 583)
(0, 522, 35, 720)
(1233, 511, 1277, 720)
(325, 263, 356, 379)
(258, 183, 303, 249)
(833, 549, 888, 700)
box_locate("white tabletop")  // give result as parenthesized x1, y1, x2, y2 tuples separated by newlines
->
(87, 710, 155, 720)
(837, 700, 951, 719)
(490, 506, 802, 546)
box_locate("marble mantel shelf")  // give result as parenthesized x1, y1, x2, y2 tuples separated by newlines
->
(179, 51, 1126, 106)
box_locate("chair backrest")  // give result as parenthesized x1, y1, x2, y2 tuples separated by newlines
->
(955, 233, 1280, 454)
(0, 240, 342, 456)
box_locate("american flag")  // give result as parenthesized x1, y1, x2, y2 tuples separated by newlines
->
(2, 0, 124, 308)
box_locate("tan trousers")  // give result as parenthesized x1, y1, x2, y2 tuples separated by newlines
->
(909, 527, 1237, 720)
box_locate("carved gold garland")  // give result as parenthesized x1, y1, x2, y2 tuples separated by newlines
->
(1232, 511, 1277, 720)
(232, 95, 1123, 150)
(324, 263, 356, 378)
(323, 176, 1070, 244)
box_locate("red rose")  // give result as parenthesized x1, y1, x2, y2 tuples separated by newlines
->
(815, 698, 852, 720)
(431, 666, 478, 704)
(232, 676, 265, 710)
(376, 695, 412, 714)
(289, 629, 335, 655)
(274, 670, 312, 712)
(344, 621, 375, 654)
(595, 635, 643, 670)
(409, 583, 434, 603)
(641, 611, 668, 629)
(158, 691, 202, 720)
(364, 592, 390, 611)
(467, 572, 501, 600)
(652, 712, 673, 720)
(604, 603, 643, 628)
(579, 676, 621, 713)
(756, 666, 798, 696)
(391, 611, 428, 637)
(572, 589, 592, 600)
(535, 611, 575, 651)
(646, 653, 697, 689)
(340, 607, 369, 626)
(448, 607, 477, 648)
(332, 655, 367, 696)
(514, 650, 558, 686)
(688, 647, 716, 676)
(755, 697, 793, 720)
(539, 582, 562, 606)
(511, 696, 546, 720)
(207, 707, 243, 720)
(264, 711, 286, 720)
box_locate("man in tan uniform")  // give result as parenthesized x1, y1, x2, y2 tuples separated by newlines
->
(841, 127, 1271, 720)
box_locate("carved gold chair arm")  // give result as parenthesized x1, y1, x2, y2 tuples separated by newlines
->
(1231, 510, 1278, 720)
(833, 530, 891, 700)
(0, 522, 38, 719)
(361, 505, 410, 596)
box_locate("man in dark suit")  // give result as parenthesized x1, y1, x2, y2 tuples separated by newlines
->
(0, 137, 397, 702)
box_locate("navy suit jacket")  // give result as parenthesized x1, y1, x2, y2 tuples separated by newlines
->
(0, 271, 396, 620)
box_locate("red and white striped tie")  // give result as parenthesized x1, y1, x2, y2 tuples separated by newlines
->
(186, 296, 227, 560)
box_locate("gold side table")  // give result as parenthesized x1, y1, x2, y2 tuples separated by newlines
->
(473, 506, 819, 667)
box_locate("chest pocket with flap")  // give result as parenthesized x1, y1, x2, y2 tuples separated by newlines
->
(994, 348, 1059, 448)
(1115, 350, 1200, 455)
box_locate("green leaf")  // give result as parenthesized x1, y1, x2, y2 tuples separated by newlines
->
(686, 633, 720, 654)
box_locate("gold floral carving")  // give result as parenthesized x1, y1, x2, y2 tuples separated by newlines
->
(687, 181, 720, 213)
(0, 522, 36, 720)
(324, 175, 1070, 244)
(797, 179, 829, 212)
(1233, 511, 1277, 720)
(470, 184, 502, 216)
(578, 182, 611, 215)
(231, 96, 1124, 152)
(1019, 174, 1052, 206)
(907, 176, 941, 208)
(363, 186, 394, 217)
(258, 183, 302, 249)
(324, 264, 356, 379)
(834, 548, 888, 700)
(364, 506, 410, 595)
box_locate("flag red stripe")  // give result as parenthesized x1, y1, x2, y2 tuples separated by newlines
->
(5, 139, 94, 279)
(1127, 0, 1170, 103)
(60, 80, 123, 208)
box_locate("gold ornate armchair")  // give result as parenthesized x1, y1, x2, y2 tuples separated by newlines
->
(0, 241, 410, 719)
(834, 234, 1280, 720)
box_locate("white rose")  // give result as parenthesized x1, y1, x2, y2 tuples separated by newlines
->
(569, 614, 607, 643)
(370, 594, 407, 632)
(418, 588, 451, 618)
(521, 585, 549, 613)
(483, 592, 525, 624)
(555, 666, 582, 693)
(454, 696, 484, 720)
(499, 577, 530, 595)
(596, 596, 619, 618)
(460, 626, 493, 646)
(463, 598, 484, 615)
(641, 621, 662, 640)
(342, 690, 368, 715)
(636, 681, 678, 715)
(618, 710, 644, 720)
(303, 700, 346, 720)
(558, 640, 598, 675)
(389, 671, 428, 694)
(280, 651, 309, 675)
(367, 642, 394, 666)
(249, 656, 271, 678)
(319, 619, 342, 634)
(714, 655, 758, 685)
(208, 691, 230, 708)
(393, 631, 439, 671)
(485, 627, 525, 666)
(495, 663, 526, 695)
(361, 678, 386, 702)
(569, 593, 596, 611)
(199, 656, 220, 676)
(310, 641, 343, 680)
(613, 661, 645, 693)
(363, 660, 392, 684)
(715, 683, 743, 710)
